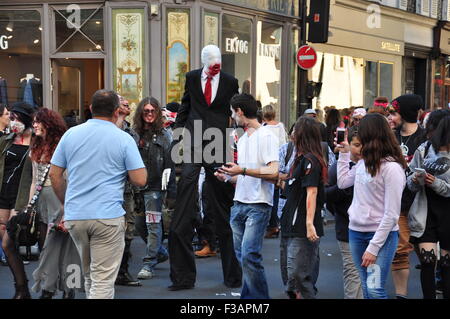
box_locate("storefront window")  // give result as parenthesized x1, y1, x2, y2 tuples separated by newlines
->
(364, 60, 392, 107)
(0, 10, 42, 107)
(221, 14, 252, 94)
(166, 8, 190, 104)
(379, 62, 393, 101)
(256, 21, 282, 114)
(312, 53, 364, 109)
(54, 7, 104, 53)
(364, 61, 378, 107)
(434, 57, 444, 108)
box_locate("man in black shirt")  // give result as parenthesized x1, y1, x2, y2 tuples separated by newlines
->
(388, 94, 427, 299)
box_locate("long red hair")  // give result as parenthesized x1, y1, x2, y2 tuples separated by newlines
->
(31, 108, 67, 163)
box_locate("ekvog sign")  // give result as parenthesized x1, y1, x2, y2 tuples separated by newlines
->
(0, 35, 8, 50)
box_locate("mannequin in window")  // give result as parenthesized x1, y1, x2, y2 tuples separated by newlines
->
(18, 74, 42, 109)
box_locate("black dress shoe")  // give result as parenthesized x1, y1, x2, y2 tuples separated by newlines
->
(168, 284, 194, 291)
(13, 284, 31, 299)
(39, 290, 54, 299)
(286, 291, 297, 299)
(115, 272, 142, 287)
(62, 290, 75, 299)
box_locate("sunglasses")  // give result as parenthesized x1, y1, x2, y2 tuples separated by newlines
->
(386, 106, 397, 114)
(143, 109, 155, 115)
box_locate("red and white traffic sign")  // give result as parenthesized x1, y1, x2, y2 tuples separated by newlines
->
(296, 45, 317, 70)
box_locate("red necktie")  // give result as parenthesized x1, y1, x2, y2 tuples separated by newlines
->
(204, 76, 212, 106)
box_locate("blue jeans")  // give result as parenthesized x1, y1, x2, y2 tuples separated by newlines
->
(230, 201, 271, 299)
(142, 191, 168, 271)
(349, 229, 399, 299)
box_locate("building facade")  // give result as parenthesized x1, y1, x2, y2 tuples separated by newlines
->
(0, 0, 302, 127)
(0, 0, 448, 129)
(310, 0, 450, 111)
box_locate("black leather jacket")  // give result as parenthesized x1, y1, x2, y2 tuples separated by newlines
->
(138, 128, 176, 199)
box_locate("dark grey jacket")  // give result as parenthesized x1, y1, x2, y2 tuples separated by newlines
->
(138, 128, 176, 198)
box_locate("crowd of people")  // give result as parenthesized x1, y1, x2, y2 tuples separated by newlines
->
(0, 44, 449, 300)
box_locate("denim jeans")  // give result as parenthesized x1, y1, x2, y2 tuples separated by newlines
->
(286, 237, 320, 299)
(142, 191, 168, 271)
(230, 201, 271, 299)
(349, 229, 399, 299)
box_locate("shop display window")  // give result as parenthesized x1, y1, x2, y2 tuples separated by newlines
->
(0, 10, 42, 108)
(256, 21, 282, 114)
(221, 14, 252, 94)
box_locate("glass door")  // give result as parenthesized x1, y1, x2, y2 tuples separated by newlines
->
(52, 58, 104, 124)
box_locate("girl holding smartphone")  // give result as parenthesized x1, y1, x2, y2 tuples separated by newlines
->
(337, 113, 407, 299)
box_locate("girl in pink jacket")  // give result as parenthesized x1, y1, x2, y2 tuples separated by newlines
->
(337, 113, 407, 299)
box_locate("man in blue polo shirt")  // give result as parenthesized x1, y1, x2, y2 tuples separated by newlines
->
(49, 90, 147, 299)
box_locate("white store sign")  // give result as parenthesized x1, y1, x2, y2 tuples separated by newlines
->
(225, 37, 249, 54)
(0, 35, 8, 50)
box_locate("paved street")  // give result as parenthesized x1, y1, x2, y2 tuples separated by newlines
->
(0, 220, 428, 299)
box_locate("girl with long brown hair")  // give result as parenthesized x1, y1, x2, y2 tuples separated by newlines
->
(280, 116, 327, 299)
(337, 113, 407, 299)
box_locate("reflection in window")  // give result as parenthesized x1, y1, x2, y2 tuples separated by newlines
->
(364, 61, 393, 107)
(364, 61, 378, 107)
(379, 62, 393, 101)
(221, 14, 252, 94)
(256, 21, 282, 115)
(0, 10, 42, 107)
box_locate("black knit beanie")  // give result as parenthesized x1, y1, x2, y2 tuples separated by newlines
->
(166, 102, 180, 113)
(391, 94, 423, 123)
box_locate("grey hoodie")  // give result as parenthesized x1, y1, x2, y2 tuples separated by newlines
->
(407, 141, 450, 238)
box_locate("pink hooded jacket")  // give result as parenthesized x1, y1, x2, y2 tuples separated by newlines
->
(337, 152, 405, 256)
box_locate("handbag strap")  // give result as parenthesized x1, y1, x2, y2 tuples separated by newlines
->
(28, 163, 51, 207)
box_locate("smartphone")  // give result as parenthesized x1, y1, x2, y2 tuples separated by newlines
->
(414, 168, 426, 185)
(414, 168, 426, 175)
(336, 127, 345, 144)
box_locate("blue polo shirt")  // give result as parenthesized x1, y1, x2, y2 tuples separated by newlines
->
(51, 119, 145, 221)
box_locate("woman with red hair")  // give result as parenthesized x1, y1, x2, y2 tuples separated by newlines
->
(30, 108, 81, 299)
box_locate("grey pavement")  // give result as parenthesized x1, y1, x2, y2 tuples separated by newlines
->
(0, 222, 426, 299)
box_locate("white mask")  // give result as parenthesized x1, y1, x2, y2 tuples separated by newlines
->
(10, 120, 25, 134)
(201, 45, 222, 76)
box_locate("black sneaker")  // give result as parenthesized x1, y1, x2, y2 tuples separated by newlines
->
(115, 272, 142, 286)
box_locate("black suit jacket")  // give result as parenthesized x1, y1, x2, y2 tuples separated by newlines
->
(175, 69, 239, 155)
(17, 78, 43, 108)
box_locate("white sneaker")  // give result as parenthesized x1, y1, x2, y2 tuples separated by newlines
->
(137, 268, 154, 279)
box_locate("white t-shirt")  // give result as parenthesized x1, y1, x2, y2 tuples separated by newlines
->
(263, 122, 287, 147)
(234, 126, 279, 206)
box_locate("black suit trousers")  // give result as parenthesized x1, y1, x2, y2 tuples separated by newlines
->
(168, 161, 242, 287)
